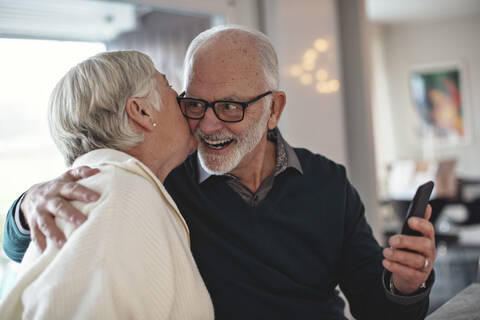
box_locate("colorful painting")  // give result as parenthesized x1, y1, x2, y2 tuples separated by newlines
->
(410, 63, 469, 147)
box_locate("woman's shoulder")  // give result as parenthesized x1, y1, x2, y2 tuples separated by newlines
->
(78, 163, 164, 209)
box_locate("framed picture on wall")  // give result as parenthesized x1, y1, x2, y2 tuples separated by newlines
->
(409, 61, 472, 148)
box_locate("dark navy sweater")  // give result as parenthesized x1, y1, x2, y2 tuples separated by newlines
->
(163, 149, 429, 319)
(3, 148, 430, 319)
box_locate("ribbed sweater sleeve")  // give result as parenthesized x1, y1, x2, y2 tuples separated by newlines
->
(19, 167, 179, 319)
(1, 158, 213, 319)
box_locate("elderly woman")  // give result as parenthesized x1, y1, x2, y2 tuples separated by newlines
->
(0, 51, 214, 319)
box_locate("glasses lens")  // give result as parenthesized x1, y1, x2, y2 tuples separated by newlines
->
(180, 99, 205, 119)
(214, 102, 244, 122)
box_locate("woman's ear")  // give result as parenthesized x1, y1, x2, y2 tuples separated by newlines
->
(125, 97, 156, 133)
(267, 91, 286, 130)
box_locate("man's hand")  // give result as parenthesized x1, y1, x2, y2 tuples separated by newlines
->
(382, 205, 436, 295)
(21, 166, 100, 251)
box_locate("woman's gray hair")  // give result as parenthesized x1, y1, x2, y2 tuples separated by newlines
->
(183, 24, 279, 90)
(48, 50, 160, 166)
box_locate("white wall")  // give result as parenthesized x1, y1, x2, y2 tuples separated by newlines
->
(370, 25, 396, 197)
(131, 0, 260, 30)
(263, 0, 348, 166)
(379, 16, 480, 178)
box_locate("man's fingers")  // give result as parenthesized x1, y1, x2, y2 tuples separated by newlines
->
(37, 213, 66, 248)
(31, 224, 47, 252)
(19, 168, 98, 253)
(383, 247, 426, 270)
(424, 204, 432, 221)
(59, 181, 99, 203)
(389, 234, 434, 256)
(60, 166, 99, 182)
(386, 204, 437, 295)
(382, 259, 426, 280)
(45, 197, 86, 226)
(57, 167, 100, 202)
(407, 217, 435, 240)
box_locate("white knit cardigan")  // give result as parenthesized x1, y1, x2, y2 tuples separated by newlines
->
(0, 149, 214, 319)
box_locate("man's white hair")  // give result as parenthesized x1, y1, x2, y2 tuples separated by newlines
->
(48, 50, 160, 166)
(183, 24, 279, 90)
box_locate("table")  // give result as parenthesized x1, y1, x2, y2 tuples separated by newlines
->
(426, 283, 480, 320)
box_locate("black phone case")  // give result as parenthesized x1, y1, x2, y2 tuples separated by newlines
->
(400, 181, 434, 237)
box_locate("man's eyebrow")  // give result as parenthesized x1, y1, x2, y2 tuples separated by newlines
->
(184, 94, 242, 101)
(221, 96, 242, 101)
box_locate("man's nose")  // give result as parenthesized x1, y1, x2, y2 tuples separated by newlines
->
(199, 107, 223, 133)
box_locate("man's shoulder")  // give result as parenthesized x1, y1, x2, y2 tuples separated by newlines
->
(163, 153, 199, 201)
(166, 153, 197, 182)
(292, 147, 347, 179)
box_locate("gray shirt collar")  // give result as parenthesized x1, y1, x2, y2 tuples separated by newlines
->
(197, 128, 303, 184)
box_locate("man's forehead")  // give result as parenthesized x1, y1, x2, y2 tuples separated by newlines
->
(197, 31, 259, 60)
(191, 45, 262, 80)
(187, 65, 264, 97)
(204, 29, 256, 46)
(186, 32, 266, 95)
(197, 47, 257, 67)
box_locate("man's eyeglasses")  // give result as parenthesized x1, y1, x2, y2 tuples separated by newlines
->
(177, 91, 273, 123)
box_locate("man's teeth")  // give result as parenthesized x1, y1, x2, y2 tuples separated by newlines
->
(203, 138, 233, 149)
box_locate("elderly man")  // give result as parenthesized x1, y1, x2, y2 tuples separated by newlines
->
(3, 25, 436, 319)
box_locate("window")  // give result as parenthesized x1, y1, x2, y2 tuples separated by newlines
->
(0, 38, 105, 267)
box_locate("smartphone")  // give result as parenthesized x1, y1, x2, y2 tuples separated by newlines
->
(400, 181, 434, 237)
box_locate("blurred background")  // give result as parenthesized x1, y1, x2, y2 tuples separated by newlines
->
(0, 0, 479, 316)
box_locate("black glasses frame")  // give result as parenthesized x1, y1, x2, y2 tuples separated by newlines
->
(177, 91, 273, 123)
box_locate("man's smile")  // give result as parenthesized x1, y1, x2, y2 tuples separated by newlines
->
(201, 137, 234, 150)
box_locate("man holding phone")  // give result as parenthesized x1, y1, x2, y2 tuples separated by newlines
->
(3, 25, 436, 319)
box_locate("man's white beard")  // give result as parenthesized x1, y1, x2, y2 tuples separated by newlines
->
(196, 107, 270, 175)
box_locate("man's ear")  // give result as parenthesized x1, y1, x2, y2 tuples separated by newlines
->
(125, 97, 156, 133)
(267, 91, 286, 130)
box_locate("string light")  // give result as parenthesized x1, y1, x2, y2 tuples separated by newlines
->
(303, 49, 318, 61)
(300, 73, 313, 85)
(315, 69, 328, 81)
(329, 79, 340, 92)
(314, 38, 329, 52)
(316, 81, 330, 93)
(289, 65, 303, 77)
(287, 37, 340, 94)
(302, 60, 315, 71)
